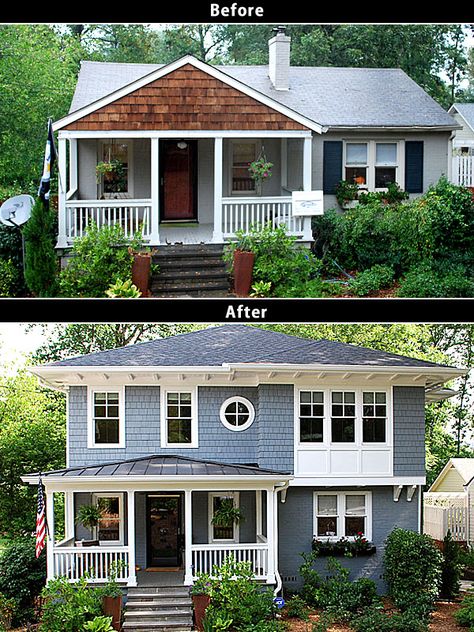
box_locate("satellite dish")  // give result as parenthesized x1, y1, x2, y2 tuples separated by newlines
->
(0, 195, 34, 228)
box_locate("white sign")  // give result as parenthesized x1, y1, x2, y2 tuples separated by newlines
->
(291, 191, 324, 216)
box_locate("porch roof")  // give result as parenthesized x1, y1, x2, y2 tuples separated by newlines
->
(24, 454, 292, 481)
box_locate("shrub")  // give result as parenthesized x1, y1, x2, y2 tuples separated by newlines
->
(455, 592, 474, 629)
(273, 278, 338, 298)
(349, 264, 395, 296)
(383, 527, 442, 620)
(351, 605, 429, 632)
(0, 592, 17, 630)
(0, 258, 19, 297)
(23, 198, 59, 297)
(59, 224, 143, 297)
(83, 615, 115, 632)
(284, 594, 309, 620)
(397, 260, 474, 297)
(105, 278, 142, 298)
(40, 575, 103, 632)
(0, 225, 25, 295)
(0, 537, 46, 625)
(440, 531, 462, 600)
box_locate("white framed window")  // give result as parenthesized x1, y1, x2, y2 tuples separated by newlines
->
(161, 388, 198, 448)
(98, 140, 134, 198)
(92, 493, 124, 545)
(299, 391, 325, 443)
(208, 492, 240, 543)
(344, 140, 403, 192)
(331, 391, 356, 443)
(362, 392, 387, 443)
(313, 491, 372, 541)
(88, 387, 125, 448)
(219, 396, 255, 432)
(231, 141, 258, 194)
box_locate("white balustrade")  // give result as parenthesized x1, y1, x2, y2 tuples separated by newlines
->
(222, 196, 303, 238)
(191, 544, 269, 580)
(65, 200, 152, 243)
(53, 546, 129, 583)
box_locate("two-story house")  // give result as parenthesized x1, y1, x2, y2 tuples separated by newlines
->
(23, 325, 464, 593)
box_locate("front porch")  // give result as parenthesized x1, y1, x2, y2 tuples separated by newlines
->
(56, 131, 314, 248)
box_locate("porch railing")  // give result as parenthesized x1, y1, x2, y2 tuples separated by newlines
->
(65, 200, 152, 243)
(423, 503, 468, 542)
(452, 155, 474, 187)
(222, 196, 303, 238)
(52, 546, 130, 583)
(191, 543, 269, 580)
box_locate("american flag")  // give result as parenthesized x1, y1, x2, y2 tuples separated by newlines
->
(35, 478, 47, 558)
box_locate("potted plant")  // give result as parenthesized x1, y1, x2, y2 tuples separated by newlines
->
(229, 231, 255, 298)
(335, 180, 360, 209)
(101, 561, 125, 631)
(190, 574, 212, 631)
(76, 504, 102, 546)
(211, 498, 245, 529)
(248, 149, 273, 196)
(128, 247, 156, 297)
(95, 159, 126, 192)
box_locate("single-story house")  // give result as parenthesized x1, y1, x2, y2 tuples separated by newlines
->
(52, 27, 459, 250)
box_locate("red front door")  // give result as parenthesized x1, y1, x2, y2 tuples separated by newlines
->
(161, 141, 197, 221)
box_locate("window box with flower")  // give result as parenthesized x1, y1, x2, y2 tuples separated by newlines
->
(312, 532, 376, 557)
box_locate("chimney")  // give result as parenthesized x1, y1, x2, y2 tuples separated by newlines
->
(268, 26, 291, 91)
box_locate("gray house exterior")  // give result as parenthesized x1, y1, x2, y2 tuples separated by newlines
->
(52, 29, 459, 249)
(23, 325, 463, 592)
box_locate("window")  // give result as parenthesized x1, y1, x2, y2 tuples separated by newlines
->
(161, 389, 198, 448)
(220, 397, 255, 431)
(209, 493, 239, 543)
(314, 492, 372, 540)
(89, 388, 124, 448)
(344, 141, 402, 191)
(362, 392, 387, 443)
(93, 493, 124, 544)
(331, 392, 356, 443)
(232, 142, 257, 193)
(99, 141, 131, 197)
(299, 391, 324, 442)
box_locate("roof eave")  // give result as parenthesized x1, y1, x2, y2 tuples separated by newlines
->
(324, 124, 461, 132)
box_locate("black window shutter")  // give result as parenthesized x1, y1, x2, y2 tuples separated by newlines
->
(323, 141, 343, 194)
(405, 141, 424, 193)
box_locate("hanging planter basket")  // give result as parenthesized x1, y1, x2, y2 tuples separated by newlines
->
(248, 147, 273, 197)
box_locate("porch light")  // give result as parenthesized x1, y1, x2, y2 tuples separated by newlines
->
(177, 141, 188, 150)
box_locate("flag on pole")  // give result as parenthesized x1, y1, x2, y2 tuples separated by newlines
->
(38, 119, 57, 206)
(35, 478, 47, 558)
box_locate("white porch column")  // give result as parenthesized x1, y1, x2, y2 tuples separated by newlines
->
(64, 491, 74, 541)
(45, 488, 55, 582)
(302, 135, 313, 241)
(256, 490, 263, 539)
(212, 136, 224, 243)
(184, 489, 193, 585)
(56, 136, 68, 248)
(266, 488, 276, 584)
(149, 137, 161, 245)
(127, 490, 137, 587)
(68, 138, 78, 196)
(280, 138, 288, 191)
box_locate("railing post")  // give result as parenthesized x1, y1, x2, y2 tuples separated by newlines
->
(212, 137, 224, 243)
(56, 136, 69, 248)
(149, 137, 161, 245)
(184, 490, 193, 585)
(127, 490, 137, 587)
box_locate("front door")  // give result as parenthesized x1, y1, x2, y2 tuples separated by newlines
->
(161, 140, 197, 221)
(147, 494, 182, 568)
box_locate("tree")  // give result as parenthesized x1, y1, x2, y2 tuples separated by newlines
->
(23, 198, 58, 297)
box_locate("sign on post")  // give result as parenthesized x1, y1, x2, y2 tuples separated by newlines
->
(291, 190, 324, 216)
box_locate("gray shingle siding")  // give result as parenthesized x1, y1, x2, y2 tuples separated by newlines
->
(393, 386, 426, 476)
(278, 485, 419, 592)
(257, 384, 294, 473)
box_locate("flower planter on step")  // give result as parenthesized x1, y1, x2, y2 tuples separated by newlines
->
(192, 594, 211, 631)
(233, 250, 255, 297)
(102, 595, 122, 631)
(131, 252, 152, 297)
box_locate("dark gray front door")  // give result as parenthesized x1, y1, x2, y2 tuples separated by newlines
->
(147, 495, 181, 567)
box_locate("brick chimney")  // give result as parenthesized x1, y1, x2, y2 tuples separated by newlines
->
(268, 26, 291, 91)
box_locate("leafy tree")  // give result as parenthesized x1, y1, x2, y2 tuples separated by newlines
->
(23, 198, 58, 297)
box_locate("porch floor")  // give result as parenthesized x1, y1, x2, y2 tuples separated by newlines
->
(137, 569, 185, 586)
(159, 222, 214, 245)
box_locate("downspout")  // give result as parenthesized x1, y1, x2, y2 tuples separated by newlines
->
(273, 480, 290, 595)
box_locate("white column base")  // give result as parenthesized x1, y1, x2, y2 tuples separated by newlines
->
(302, 216, 313, 241)
(127, 576, 138, 587)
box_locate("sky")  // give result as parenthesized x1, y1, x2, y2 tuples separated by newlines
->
(0, 324, 51, 369)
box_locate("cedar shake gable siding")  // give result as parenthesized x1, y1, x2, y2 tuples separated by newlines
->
(64, 64, 308, 132)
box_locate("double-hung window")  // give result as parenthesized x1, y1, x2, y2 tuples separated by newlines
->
(161, 389, 198, 448)
(88, 388, 124, 448)
(344, 141, 401, 192)
(99, 141, 132, 197)
(209, 492, 239, 543)
(299, 391, 324, 442)
(331, 391, 356, 443)
(92, 493, 124, 544)
(362, 392, 387, 443)
(314, 492, 372, 540)
(231, 141, 257, 194)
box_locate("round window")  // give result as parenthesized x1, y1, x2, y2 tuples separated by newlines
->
(219, 397, 255, 432)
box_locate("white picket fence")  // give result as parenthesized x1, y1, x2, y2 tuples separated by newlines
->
(452, 155, 474, 187)
(423, 503, 468, 542)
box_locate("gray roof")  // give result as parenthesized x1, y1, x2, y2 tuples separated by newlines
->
(68, 59, 457, 129)
(47, 324, 456, 370)
(32, 454, 290, 478)
(452, 103, 474, 132)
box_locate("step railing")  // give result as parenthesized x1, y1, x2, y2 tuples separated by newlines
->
(222, 196, 303, 238)
(190, 543, 269, 580)
(52, 546, 130, 583)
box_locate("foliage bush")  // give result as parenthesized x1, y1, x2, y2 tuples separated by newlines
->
(224, 223, 322, 296)
(284, 594, 309, 620)
(383, 527, 442, 620)
(348, 264, 395, 296)
(440, 531, 462, 600)
(59, 224, 143, 297)
(23, 198, 59, 297)
(0, 225, 25, 296)
(351, 605, 429, 632)
(0, 258, 19, 297)
(455, 592, 474, 629)
(40, 575, 103, 632)
(397, 260, 474, 297)
(82, 615, 115, 632)
(0, 537, 46, 625)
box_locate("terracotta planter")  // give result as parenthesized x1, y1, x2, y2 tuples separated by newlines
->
(131, 252, 152, 297)
(102, 595, 122, 631)
(192, 594, 211, 631)
(233, 250, 255, 297)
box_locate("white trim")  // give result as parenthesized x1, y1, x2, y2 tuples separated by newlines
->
(53, 55, 321, 134)
(219, 396, 255, 432)
(290, 476, 426, 486)
(150, 137, 161, 245)
(208, 491, 240, 544)
(184, 489, 193, 585)
(87, 386, 125, 449)
(59, 130, 312, 140)
(127, 490, 137, 586)
(212, 137, 224, 243)
(160, 387, 199, 449)
(92, 492, 125, 546)
(313, 491, 373, 542)
(57, 137, 68, 249)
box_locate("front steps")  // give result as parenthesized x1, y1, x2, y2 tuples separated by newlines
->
(123, 585, 193, 632)
(151, 244, 231, 297)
